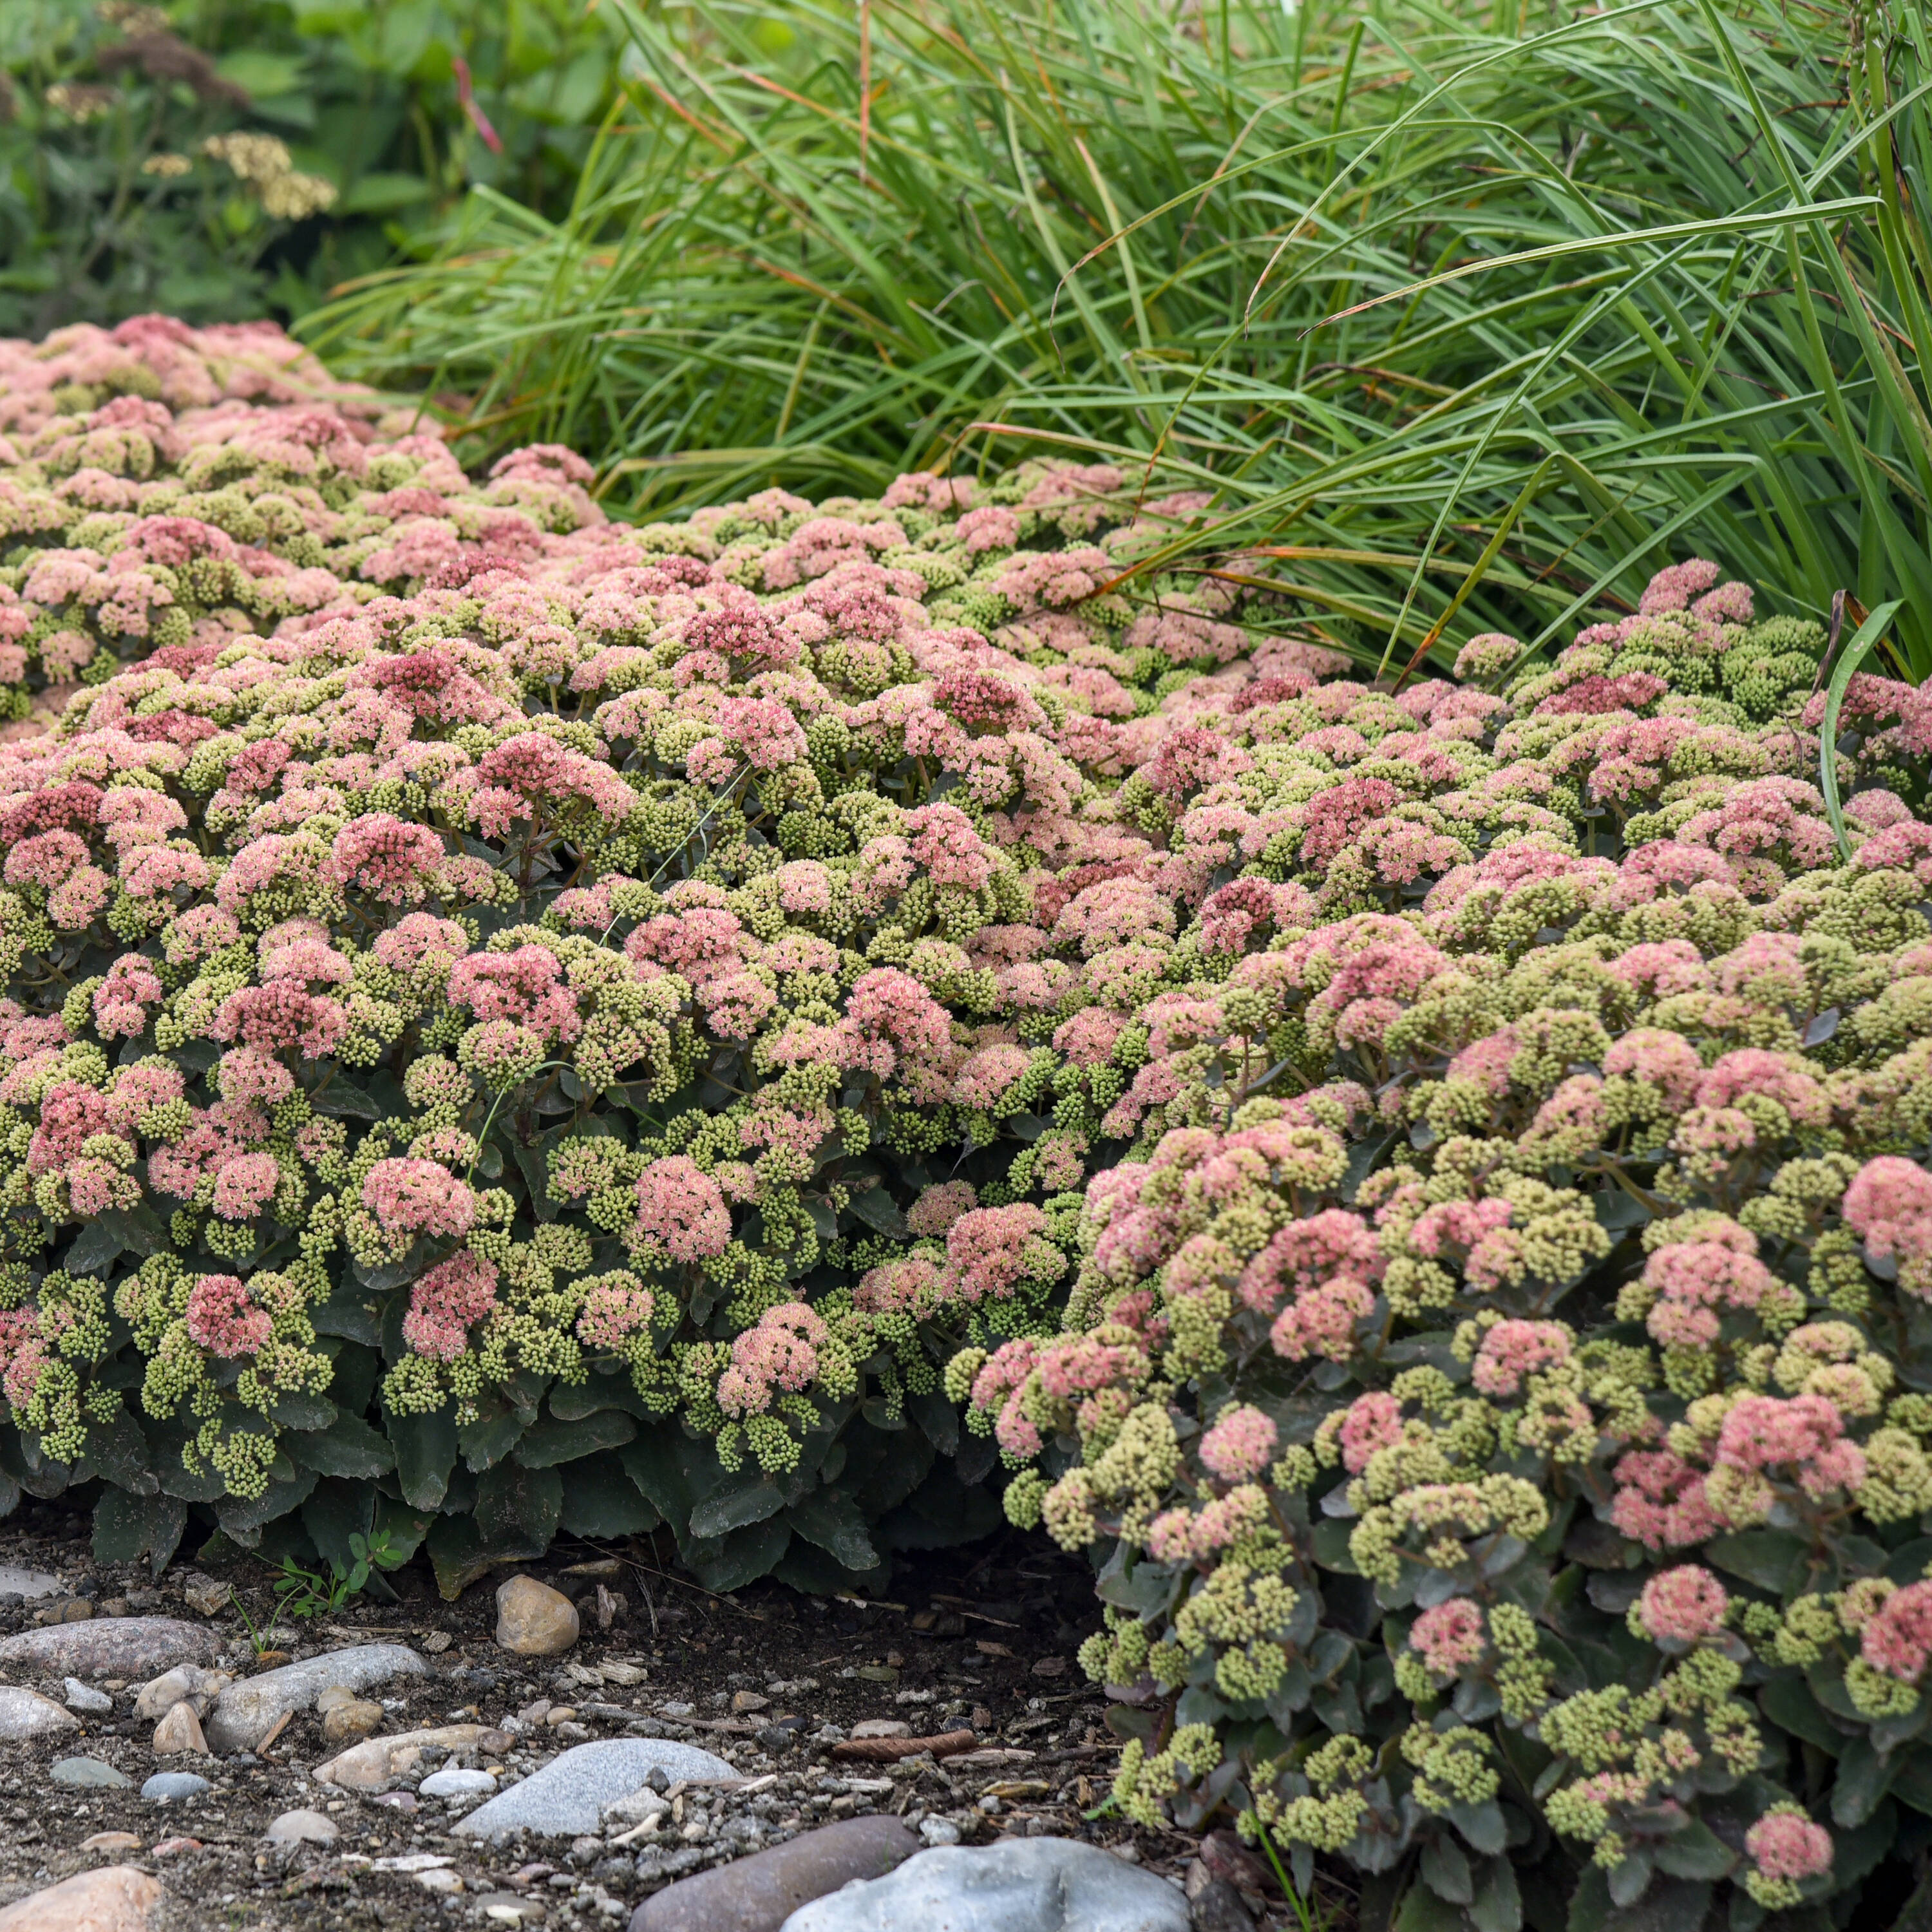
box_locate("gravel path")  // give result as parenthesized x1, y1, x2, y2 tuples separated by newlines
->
(0, 1500, 1291, 1931)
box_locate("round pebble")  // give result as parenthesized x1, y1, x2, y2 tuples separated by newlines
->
(420, 1767, 498, 1799)
(50, 1756, 132, 1788)
(265, 1808, 340, 1846)
(142, 1771, 212, 1801)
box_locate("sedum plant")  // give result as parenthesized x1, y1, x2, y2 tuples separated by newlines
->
(0, 314, 1307, 1602)
(6, 315, 1932, 1932)
(952, 569, 1932, 1932)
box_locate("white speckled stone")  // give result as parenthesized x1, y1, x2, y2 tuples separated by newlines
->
(455, 1739, 734, 1839)
(777, 1839, 1193, 1932)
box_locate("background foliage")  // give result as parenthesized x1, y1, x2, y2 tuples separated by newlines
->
(308, 0, 1932, 681)
(0, 0, 622, 336)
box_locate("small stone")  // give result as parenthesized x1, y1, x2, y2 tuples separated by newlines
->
(0, 1687, 80, 1741)
(776, 1840, 1192, 1932)
(629, 1816, 919, 1932)
(919, 1818, 961, 1848)
(0, 1619, 218, 1681)
(64, 1678, 113, 1716)
(421, 1630, 453, 1654)
(420, 1767, 498, 1799)
(416, 1869, 464, 1896)
(321, 1698, 384, 1743)
(79, 1833, 142, 1853)
(853, 1666, 898, 1685)
(204, 1642, 429, 1754)
(475, 1897, 545, 1926)
(133, 1667, 228, 1722)
(265, 1809, 339, 1846)
(729, 1690, 769, 1714)
(100, 1600, 128, 1619)
(496, 1576, 580, 1656)
(1189, 1879, 1256, 1932)
(142, 1772, 211, 1802)
(181, 1578, 231, 1618)
(0, 1866, 163, 1932)
(314, 1723, 492, 1792)
(0, 1564, 61, 1600)
(52, 1757, 133, 1788)
(372, 1792, 419, 1813)
(454, 1739, 734, 1839)
(545, 1705, 579, 1726)
(849, 1721, 910, 1740)
(152, 1700, 207, 1756)
(37, 1598, 94, 1625)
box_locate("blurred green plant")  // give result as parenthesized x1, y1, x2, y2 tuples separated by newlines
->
(0, 0, 625, 335)
(307, 0, 1932, 679)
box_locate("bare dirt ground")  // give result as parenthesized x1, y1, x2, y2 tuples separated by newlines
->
(0, 1499, 1312, 1930)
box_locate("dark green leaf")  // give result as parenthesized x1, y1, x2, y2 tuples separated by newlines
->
(385, 1403, 458, 1511)
(788, 1486, 879, 1573)
(557, 1450, 661, 1538)
(515, 1410, 638, 1468)
(97, 1203, 168, 1260)
(426, 1513, 490, 1601)
(474, 1460, 563, 1556)
(1450, 1800, 1506, 1856)
(81, 1406, 158, 1497)
(549, 1376, 654, 1422)
(214, 1470, 318, 1547)
(284, 1410, 393, 1479)
(1396, 1879, 1467, 1932)
(64, 1220, 122, 1276)
(1472, 1856, 1522, 1932)
(688, 1470, 786, 1540)
(1312, 1518, 1360, 1573)
(91, 1488, 186, 1577)
(459, 1403, 530, 1473)
(1832, 1734, 1895, 1827)
(848, 1187, 909, 1238)
(1703, 1531, 1808, 1595)
(683, 1515, 790, 1593)
(301, 1477, 375, 1578)
(1653, 1821, 1737, 1881)
(311, 1080, 382, 1119)
(908, 1387, 960, 1457)
(1759, 1675, 1844, 1753)
(269, 1392, 337, 1432)
(1422, 1836, 1473, 1904)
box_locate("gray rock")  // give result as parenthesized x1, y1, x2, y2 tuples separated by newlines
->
(204, 1642, 428, 1754)
(62, 1678, 112, 1716)
(420, 1767, 498, 1799)
(50, 1756, 133, 1788)
(1189, 1879, 1256, 1932)
(0, 1687, 80, 1741)
(266, 1808, 340, 1846)
(631, 1816, 919, 1932)
(0, 1617, 217, 1680)
(455, 1739, 735, 1840)
(142, 1772, 212, 1802)
(133, 1666, 229, 1721)
(777, 1839, 1194, 1932)
(0, 1564, 61, 1600)
(920, 1818, 961, 1848)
